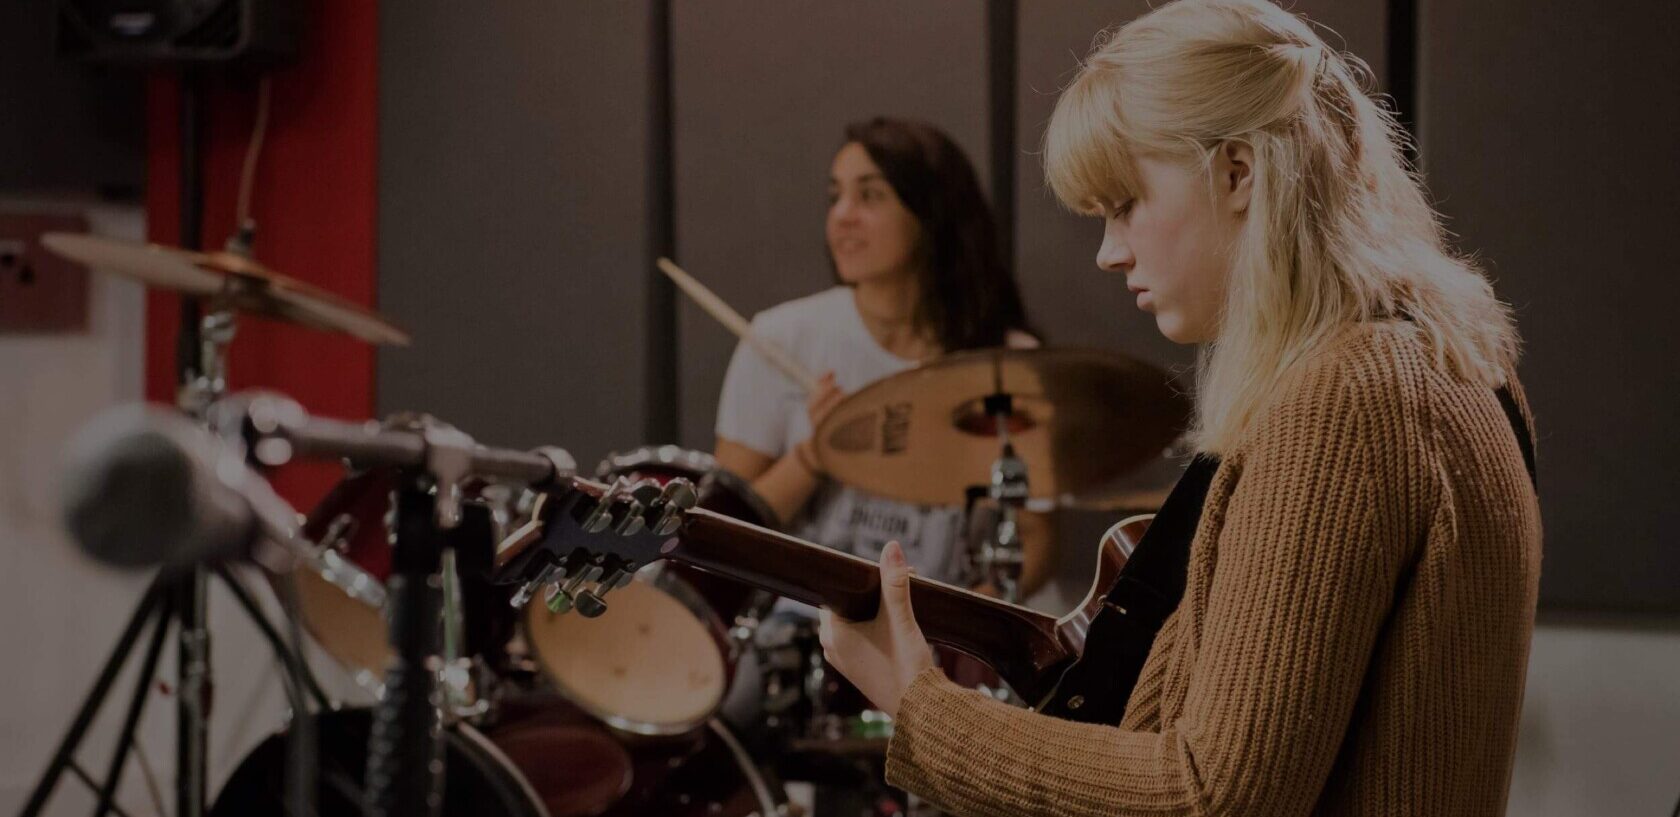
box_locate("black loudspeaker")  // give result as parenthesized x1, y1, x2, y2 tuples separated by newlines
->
(56, 0, 300, 66)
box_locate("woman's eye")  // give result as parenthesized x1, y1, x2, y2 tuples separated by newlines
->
(1111, 200, 1135, 220)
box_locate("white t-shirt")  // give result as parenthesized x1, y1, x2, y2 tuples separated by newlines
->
(715, 286, 973, 583)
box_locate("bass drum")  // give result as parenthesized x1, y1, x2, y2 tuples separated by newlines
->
(211, 698, 785, 817)
(524, 446, 778, 736)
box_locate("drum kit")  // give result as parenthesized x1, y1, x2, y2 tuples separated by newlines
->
(26, 234, 1188, 817)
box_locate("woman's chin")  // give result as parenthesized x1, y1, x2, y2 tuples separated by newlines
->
(836, 264, 901, 286)
(1153, 312, 1195, 345)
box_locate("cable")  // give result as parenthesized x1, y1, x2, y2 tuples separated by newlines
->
(233, 75, 273, 246)
(132, 742, 168, 817)
(272, 572, 319, 817)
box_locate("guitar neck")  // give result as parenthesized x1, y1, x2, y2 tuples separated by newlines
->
(671, 508, 1073, 702)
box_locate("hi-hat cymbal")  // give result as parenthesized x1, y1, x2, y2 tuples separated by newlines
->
(41, 233, 410, 346)
(812, 347, 1189, 508)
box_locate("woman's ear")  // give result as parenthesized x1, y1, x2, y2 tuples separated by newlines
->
(1218, 140, 1255, 214)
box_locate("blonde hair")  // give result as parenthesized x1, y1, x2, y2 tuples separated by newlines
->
(1045, 0, 1517, 453)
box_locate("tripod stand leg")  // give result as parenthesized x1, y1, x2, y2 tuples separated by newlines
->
(175, 566, 210, 817)
(19, 578, 166, 817)
(92, 591, 176, 817)
(213, 565, 333, 711)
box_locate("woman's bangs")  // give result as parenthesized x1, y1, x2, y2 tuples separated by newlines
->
(1044, 71, 1142, 214)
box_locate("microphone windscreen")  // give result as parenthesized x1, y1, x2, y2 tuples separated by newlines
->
(60, 406, 255, 570)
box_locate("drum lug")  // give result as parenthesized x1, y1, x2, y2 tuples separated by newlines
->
(320, 511, 359, 554)
(439, 657, 490, 722)
(728, 611, 761, 650)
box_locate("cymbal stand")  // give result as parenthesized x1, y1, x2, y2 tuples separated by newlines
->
(969, 391, 1029, 605)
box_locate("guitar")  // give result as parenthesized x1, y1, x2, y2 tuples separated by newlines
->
(491, 473, 1152, 708)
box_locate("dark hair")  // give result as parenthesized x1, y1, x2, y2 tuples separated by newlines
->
(839, 117, 1035, 352)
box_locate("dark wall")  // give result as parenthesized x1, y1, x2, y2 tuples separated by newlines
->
(377, 4, 653, 467)
(1421, 0, 1680, 614)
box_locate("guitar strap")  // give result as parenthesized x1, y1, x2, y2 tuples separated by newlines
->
(1039, 386, 1536, 726)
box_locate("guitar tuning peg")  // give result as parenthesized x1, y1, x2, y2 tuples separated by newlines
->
(613, 499, 646, 536)
(572, 562, 631, 619)
(573, 588, 608, 618)
(649, 480, 696, 536)
(651, 510, 682, 537)
(545, 563, 602, 615)
(511, 563, 563, 609)
(580, 478, 628, 534)
(662, 479, 698, 510)
(593, 565, 633, 596)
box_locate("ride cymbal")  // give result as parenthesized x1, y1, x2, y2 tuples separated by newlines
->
(812, 347, 1188, 507)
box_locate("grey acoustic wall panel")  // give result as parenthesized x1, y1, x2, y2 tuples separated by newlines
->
(672, 1, 991, 451)
(378, 4, 652, 468)
(1421, 0, 1680, 613)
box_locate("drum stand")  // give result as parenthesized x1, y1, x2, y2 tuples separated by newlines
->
(19, 309, 328, 817)
(967, 391, 1029, 605)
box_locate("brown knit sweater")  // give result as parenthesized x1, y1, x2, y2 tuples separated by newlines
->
(885, 321, 1542, 816)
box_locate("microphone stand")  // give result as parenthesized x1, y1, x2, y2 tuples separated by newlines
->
(361, 423, 471, 817)
(20, 292, 328, 817)
(214, 395, 574, 817)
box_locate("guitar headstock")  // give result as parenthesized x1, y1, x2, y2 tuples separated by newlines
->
(491, 474, 699, 619)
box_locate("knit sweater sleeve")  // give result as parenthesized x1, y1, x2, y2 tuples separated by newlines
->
(884, 332, 1436, 816)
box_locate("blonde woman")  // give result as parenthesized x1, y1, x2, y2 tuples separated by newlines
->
(817, 1, 1542, 815)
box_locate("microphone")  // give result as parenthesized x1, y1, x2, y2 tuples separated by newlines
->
(59, 404, 304, 571)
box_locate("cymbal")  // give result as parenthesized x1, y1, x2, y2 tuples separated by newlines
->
(41, 233, 410, 346)
(812, 347, 1189, 508)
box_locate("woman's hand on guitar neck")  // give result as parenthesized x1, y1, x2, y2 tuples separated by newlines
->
(817, 540, 938, 719)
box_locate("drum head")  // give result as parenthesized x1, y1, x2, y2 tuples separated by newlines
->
(291, 566, 392, 687)
(526, 576, 729, 735)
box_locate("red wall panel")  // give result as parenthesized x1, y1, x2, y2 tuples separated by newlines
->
(144, 0, 379, 507)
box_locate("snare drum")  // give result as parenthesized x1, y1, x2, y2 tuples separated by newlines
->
(523, 446, 778, 736)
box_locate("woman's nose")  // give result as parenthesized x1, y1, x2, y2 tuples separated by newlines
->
(1096, 224, 1134, 273)
(829, 195, 860, 223)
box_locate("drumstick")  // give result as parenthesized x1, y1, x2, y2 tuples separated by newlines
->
(657, 257, 823, 393)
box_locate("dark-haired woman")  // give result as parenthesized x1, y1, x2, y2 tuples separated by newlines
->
(713, 116, 1052, 596)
